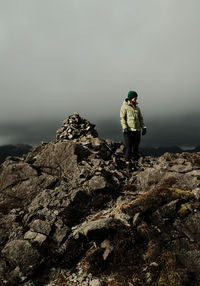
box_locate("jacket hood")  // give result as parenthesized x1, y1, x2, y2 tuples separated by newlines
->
(123, 99, 138, 106)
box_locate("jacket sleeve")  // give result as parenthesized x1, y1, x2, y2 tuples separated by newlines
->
(138, 108, 146, 129)
(120, 106, 128, 130)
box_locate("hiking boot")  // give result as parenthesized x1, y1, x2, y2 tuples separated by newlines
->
(125, 162, 132, 172)
(133, 161, 140, 171)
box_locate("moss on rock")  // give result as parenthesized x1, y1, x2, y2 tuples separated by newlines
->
(124, 186, 194, 216)
(152, 252, 183, 286)
(177, 202, 193, 217)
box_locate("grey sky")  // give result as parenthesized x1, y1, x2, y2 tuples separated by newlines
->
(0, 0, 200, 147)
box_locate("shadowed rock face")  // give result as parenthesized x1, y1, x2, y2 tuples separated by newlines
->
(0, 113, 200, 286)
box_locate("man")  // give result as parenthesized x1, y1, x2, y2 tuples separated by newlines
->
(120, 90, 147, 171)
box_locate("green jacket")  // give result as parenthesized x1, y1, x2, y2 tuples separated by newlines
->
(120, 100, 146, 131)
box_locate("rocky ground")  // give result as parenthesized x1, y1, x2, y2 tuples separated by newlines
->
(0, 113, 200, 286)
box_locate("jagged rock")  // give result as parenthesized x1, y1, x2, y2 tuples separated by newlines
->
(31, 140, 90, 178)
(29, 219, 52, 235)
(100, 239, 114, 260)
(90, 279, 103, 286)
(136, 156, 200, 191)
(155, 199, 179, 219)
(73, 217, 124, 240)
(0, 161, 38, 191)
(88, 175, 109, 191)
(24, 231, 47, 245)
(2, 240, 41, 277)
(133, 212, 142, 227)
(1, 113, 200, 286)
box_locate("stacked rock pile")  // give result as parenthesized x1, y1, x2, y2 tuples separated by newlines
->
(56, 112, 98, 140)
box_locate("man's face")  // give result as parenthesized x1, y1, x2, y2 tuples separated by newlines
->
(131, 96, 138, 103)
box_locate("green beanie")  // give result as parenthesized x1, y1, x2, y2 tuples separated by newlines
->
(127, 90, 138, 100)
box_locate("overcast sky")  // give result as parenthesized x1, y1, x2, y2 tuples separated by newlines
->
(0, 0, 200, 147)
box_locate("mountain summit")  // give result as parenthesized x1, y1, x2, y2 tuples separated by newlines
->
(0, 113, 200, 286)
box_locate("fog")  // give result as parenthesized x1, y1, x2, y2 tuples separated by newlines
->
(0, 0, 200, 147)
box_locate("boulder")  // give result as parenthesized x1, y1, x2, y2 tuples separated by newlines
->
(2, 240, 40, 276)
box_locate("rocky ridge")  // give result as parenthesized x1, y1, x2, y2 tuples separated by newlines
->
(0, 113, 200, 286)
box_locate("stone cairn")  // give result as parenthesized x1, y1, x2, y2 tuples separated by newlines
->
(56, 112, 98, 140)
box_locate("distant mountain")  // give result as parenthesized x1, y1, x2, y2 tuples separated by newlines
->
(0, 144, 32, 164)
(193, 146, 200, 152)
(141, 145, 200, 157)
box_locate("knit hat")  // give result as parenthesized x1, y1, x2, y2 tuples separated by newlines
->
(127, 90, 138, 100)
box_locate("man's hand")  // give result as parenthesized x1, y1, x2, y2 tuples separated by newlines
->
(123, 128, 129, 133)
(142, 128, 147, 135)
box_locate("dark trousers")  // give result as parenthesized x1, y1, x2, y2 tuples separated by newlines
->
(123, 131, 141, 162)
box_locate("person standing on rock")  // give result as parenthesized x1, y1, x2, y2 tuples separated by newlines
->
(120, 90, 147, 172)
